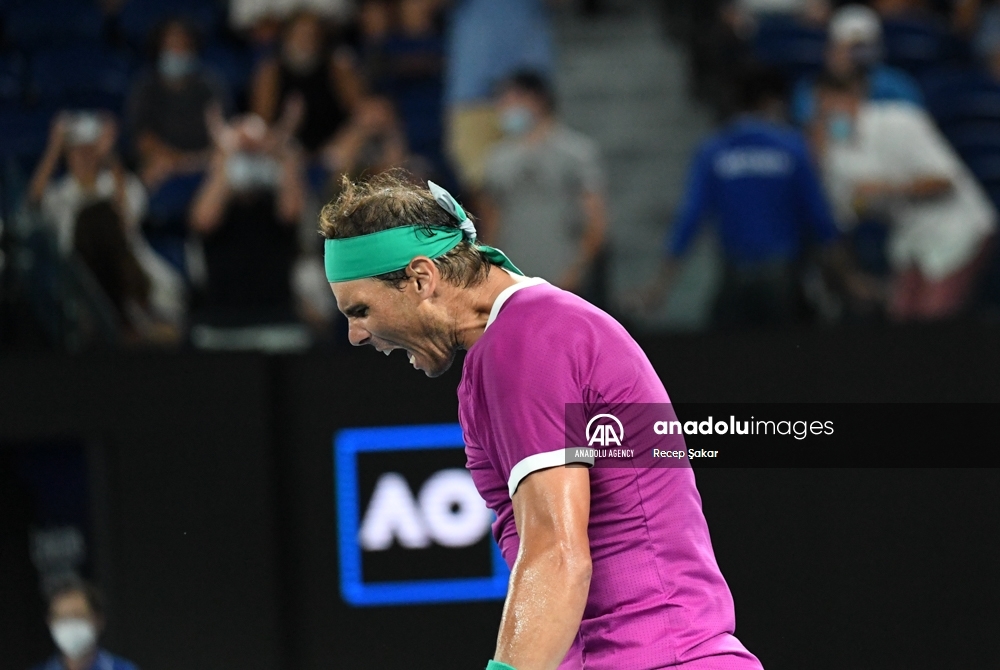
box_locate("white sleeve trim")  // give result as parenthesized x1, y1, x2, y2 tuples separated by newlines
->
(507, 447, 595, 497)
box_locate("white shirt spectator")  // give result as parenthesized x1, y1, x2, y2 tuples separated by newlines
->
(42, 170, 146, 255)
(41, 171, 186, 323)
(823, 103, 997, 280)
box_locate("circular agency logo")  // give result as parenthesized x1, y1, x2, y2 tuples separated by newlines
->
(586, 413, 625, 447)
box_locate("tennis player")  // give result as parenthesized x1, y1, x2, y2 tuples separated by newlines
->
(322, 173, 763, 670)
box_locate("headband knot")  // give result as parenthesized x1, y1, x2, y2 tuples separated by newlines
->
(429, 180, 478, 243)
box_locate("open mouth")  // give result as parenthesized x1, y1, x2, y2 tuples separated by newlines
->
(375, 345, 418, 368)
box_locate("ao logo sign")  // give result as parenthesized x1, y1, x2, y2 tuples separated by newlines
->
(587, 413, 624, 447)
(335, 424, 510, 607)
(359, 469, 492, 551)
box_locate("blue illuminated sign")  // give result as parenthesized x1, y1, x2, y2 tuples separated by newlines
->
(335, 423, 510, 606)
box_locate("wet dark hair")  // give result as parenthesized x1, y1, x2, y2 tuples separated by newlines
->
(47, 577, 105, 619)
(498, 70, 557, 114)
(318, 171, 496, 288)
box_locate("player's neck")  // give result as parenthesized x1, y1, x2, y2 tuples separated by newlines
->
(454, 267, 521, 350)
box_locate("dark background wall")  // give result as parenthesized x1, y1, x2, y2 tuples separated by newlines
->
(2, 321, 999, 670)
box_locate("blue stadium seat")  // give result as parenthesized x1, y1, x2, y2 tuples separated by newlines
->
(0, 51, 26, 106)
(933, 87, 1000, 127)
(752, 16, 826, 80)
(5, 0, 104, 49)
(144, 171, 205, 276)
(202, 41, 254, 98)
(920, 66, 987, 103)
(147, 172, 204, 229)
(962, 153, 1000, 185)
(30, 44, 133, 112)
(118, 0, 220, 48)
(0, 0, 30, 16)
(934, 121, 1000, 213)
(944, 122, 1000, 158)
(921, 67, 1000, 131)
(882, 17, 949, 76)
(0, 105, 55, 161)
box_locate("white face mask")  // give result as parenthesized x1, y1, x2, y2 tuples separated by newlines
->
(50, 618, 97, 659)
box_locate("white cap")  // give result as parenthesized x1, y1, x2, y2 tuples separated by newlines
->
(829, 4, 882, 45)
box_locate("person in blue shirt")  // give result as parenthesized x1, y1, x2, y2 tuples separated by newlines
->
(32, 579, 138, 670)
(639, 66, 874, 327)
(791, 4, 924, 126)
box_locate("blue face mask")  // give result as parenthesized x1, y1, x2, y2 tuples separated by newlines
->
(827, 112, 854, 143)
(500, 106, 535, 137)
(159, 52, 196, 80)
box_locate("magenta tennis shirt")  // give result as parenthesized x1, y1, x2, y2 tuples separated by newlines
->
(459, 279, 763, 670)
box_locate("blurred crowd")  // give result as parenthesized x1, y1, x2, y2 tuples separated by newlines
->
(0, 0, 598, 350)
(3, 0, 1000, 352)
(649, 0, 1000, 327)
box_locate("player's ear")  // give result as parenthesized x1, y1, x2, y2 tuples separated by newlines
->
(407, 256, 438, 298)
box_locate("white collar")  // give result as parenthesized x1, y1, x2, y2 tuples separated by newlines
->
(485, 275, 548, 329)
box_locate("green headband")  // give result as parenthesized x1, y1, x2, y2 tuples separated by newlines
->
(324, 226, 521, 282)
(324, 182, 522, 282)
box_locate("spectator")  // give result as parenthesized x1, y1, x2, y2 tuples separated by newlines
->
(638, 67, 875, 328)
(365, 0, 447, 171)
(32, 578, 138, 670)
(27, 112, 186, 329)
(74, 202, 181, 344)
(321, 94, 411, 178)
(790, 4, 925, 125)
(189, 109, 306, 325)
(250, 10, 360, 155)
(444, 0, 562, 195)
(479, 71, 609, 301)
(127, 18, 231, 191)
(357, 0, 395, 73)
(811, 73, 997, 320)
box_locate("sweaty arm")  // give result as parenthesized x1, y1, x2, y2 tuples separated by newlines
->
(494, 465, 592, 670)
